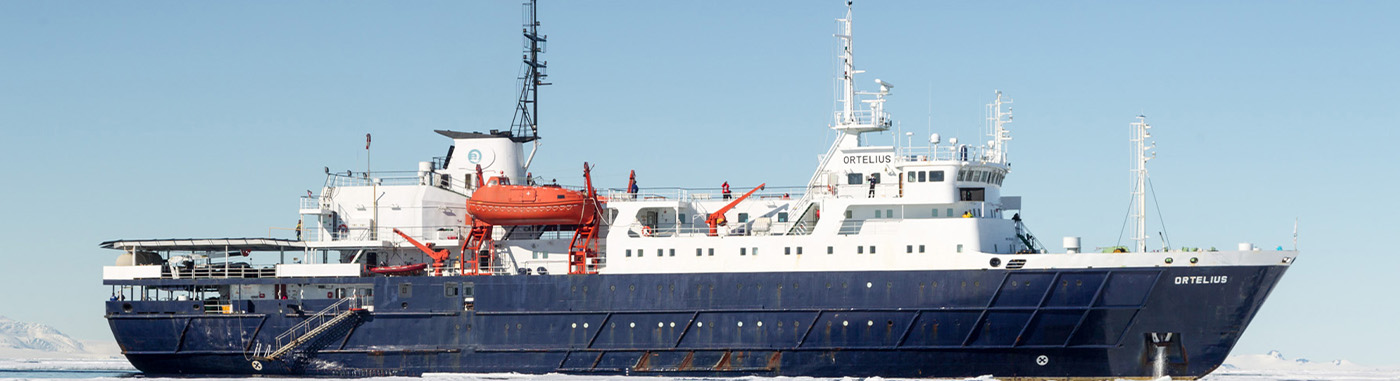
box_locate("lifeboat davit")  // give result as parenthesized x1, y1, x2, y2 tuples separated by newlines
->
(467, 181, 599, 226)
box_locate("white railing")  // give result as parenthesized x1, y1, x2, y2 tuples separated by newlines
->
(603, 186, 809, 203)
(898, 145, 1000, 164)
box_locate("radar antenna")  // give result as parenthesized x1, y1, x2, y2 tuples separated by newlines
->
(510, 0, 548, 143)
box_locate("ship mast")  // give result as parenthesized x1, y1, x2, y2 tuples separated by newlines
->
(510, 0, 548, 173)
(832, 1, 890, 140)
(986, 91, 1012, 164)
(1130, 115, 1155, 252)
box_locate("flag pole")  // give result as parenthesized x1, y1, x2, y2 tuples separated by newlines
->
(368, 133, 376, 240)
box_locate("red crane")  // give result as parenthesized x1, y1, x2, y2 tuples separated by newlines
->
(706, 183, 765, 236)
(392, 228, 451, 276)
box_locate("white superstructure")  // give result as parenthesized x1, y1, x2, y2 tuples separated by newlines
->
(104, 2, 1294, 287)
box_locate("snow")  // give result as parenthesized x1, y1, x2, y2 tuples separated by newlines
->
(0, 317, 85, 353)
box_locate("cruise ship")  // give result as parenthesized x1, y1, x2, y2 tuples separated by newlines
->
(99, 2, 1295, 378)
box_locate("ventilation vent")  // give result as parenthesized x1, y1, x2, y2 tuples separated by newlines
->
(1007, 259, 1028, 269)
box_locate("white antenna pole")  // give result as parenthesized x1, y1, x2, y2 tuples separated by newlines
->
(1130, 115, 1154, 252)
(986, 91, 1013, 164)
(1293, 218, 1299, 250)
(837, 3, 855, 126)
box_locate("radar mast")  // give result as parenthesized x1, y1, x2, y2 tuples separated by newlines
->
(511, 0, 548, 143)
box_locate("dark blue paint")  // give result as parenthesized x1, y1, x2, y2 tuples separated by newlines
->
(105, 265, 1288, 378)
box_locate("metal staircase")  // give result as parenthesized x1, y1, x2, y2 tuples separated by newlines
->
(251, 296, 365, 361)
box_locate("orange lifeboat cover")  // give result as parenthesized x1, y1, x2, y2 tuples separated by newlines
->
(467, 184, 598, 226)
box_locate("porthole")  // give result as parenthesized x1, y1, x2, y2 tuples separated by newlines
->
(583, 323, 589, 328)
(572, 323, 578, 328)
(738, 321, 744, 327)
(842, 320, 849, 327)
(610, 285, 616, 291)
(697, 322, 704, 327)
(757, 321, 763, 327)
(658, 322, 663, 328)
(866, 282, 872, 288)
(867, 320, 873, 326)
(629, 322, 635, 328)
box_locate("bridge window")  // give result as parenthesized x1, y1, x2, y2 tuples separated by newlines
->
(929, 171, 944, 182)
(626, 249, 632, 257)
(917, 171, 926, 182)
(657, 249, 663, 257)
(741, 248, 747, 256)
(696, 248, 703, 257)
(752, 247, 758, 256)
(708, 248, 714, 256)
(848, 173, 864, 185)
(869, 246, 876, 254)
(907, 245, 913, 253)
(778, 212, 788, 223)
(738, 213, 749, 223)
(827, 246, 834, 254)
(669, 249, 675, 257)
(797, 247, 803, 255)
(908, 172, 916, 182)
(919, 245, 926, 253)
(857, 246, 864, 254)
(959, 188, 986, 201)
(785, 247, 791, 255)
(887, 209, 894, 218)
(932, 208, 939, 217)
(875, 210, 882, 218)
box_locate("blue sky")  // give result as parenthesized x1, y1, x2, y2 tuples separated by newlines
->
(1, 1, 1396, 365)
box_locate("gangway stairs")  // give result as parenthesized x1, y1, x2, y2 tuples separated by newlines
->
(250, 296, 365, 362)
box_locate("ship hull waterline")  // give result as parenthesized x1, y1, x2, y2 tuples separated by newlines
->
(106, 265, 1288, 379)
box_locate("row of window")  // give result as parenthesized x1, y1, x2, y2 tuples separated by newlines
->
(731, 212, 789, 223)
(957, 168, 1006, 185)
(622, 244, 951, 258)
(906, 170, 946, 183)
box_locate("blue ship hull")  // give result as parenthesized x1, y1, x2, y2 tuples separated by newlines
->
(105, 265, 1287, 378)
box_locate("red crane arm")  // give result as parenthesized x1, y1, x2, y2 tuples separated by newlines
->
(393, 228, 450, 263)
(706, 183, 765, 236)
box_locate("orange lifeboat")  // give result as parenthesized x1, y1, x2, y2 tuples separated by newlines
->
(467, 177, 599, 226)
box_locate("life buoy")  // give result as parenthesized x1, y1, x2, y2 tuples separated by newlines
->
(337, 224, 349, 233)
(827, 185, 836, 194)
(640, 226, 652, 237)
(258, 292, 265, 298)
(327, 292, 334, 298)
